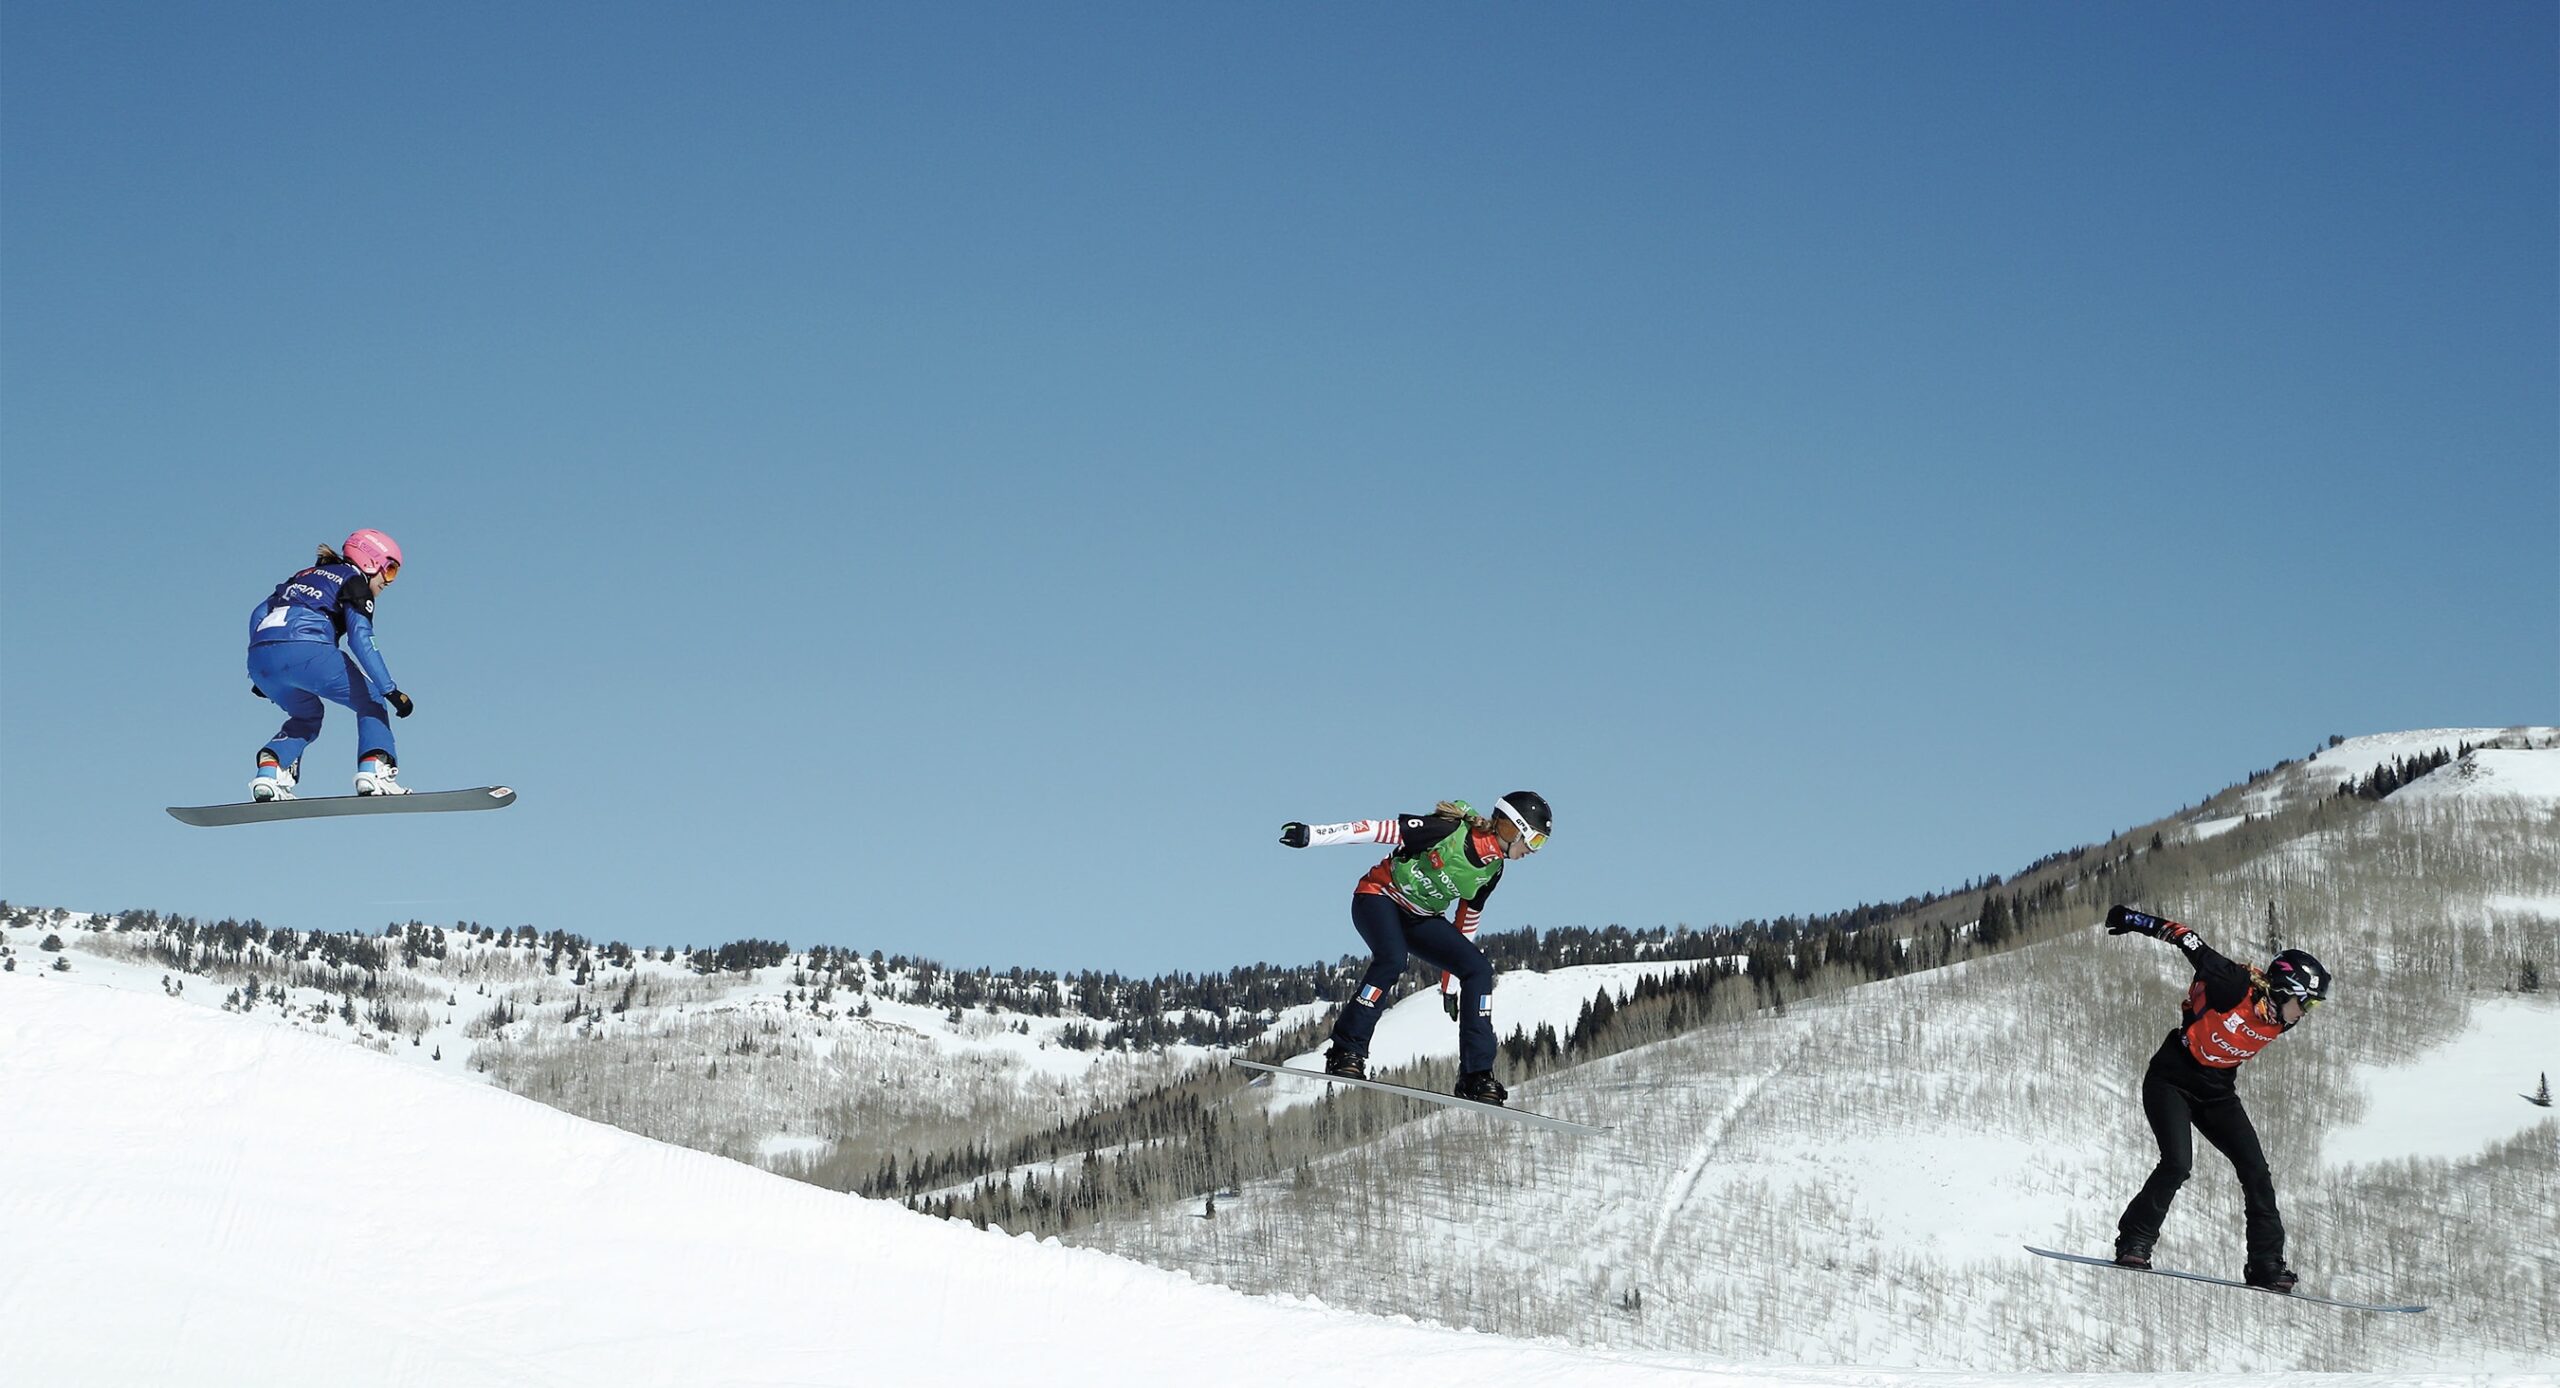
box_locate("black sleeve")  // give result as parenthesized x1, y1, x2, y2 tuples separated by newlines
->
(2166, 926, 2256, 1011)
(1465, 869, 1501, 912)
(340, 570, 376, 616)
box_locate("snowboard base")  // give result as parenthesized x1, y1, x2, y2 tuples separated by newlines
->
(1232, 1058, 1608, 1136)
(2025, 1246, 2426, 1313)
(167, 786, 517, 826)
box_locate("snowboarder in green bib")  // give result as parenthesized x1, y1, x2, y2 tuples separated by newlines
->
(1279, 792, 1551, 1105)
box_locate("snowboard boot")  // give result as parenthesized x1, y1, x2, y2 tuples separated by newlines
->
(2244, 1260, 2298, 1294)
(252, 752, 297, 802)
(354, 752, 410, 797)
(1454, 1070, 1509, 1106)
(2112, 1238, 2154, 1270)
(1322, 1045, 1366, 1081)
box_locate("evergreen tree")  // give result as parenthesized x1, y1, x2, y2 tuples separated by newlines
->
(1976, 895, 2012, 948)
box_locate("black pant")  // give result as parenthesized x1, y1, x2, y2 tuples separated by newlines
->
(1328, 892, 1496, 1073)
(2116, 1049, 2285, 1267)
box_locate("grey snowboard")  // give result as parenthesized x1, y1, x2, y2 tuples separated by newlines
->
(2025, 1246, 2426, 1313)
(167, 786, 517, 827)
(1231, 1058, 1609, 1136)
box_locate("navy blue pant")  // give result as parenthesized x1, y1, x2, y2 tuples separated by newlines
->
(248, 641, 396, 771)
(2116, 1053, 2285, 1267)
(1328, 891, 1497, 1074)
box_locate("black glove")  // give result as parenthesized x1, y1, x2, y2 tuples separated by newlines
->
(2105, 905, 2165, 937)
(1442, 989, 1461, 1020)
(386, 689, 415, 719)
(1279, 822, 1310, 848)
(250, 683, 267, 700)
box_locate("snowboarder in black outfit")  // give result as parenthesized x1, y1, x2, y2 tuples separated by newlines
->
(2104, 904, 2332, 1293)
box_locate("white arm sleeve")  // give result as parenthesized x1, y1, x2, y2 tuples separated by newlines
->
(1303, 819, 1402, 848)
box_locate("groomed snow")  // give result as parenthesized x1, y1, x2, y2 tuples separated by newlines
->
(0, 979, 1749, 1388)
(5, 977, 2509, 1388)
(2240, 729, 2557, 815)
(2185, 815, 2248, 841)
(2391, 748, 2560, 806)
(2324, 996, 2560, 1167)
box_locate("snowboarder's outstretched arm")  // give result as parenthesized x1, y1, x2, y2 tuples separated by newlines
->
(1278, 818, 1401, 849)
(2105, 905, 2195, 944)
(1278, 812, 1473, 850)
(2105, 904, 2254, 998)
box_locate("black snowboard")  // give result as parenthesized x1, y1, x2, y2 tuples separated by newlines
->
(167, 786, 517, 827)
(2025, 1246, 2426, 1313)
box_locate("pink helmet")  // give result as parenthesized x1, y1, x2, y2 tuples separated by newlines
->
(342, 529, 404, 577)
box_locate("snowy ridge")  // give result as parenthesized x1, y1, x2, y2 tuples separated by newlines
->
(0, 911, 1182, 1083)
(2389, 747, 2560, 805)
(0, 914, 1233, 1174)
(0, 912, 1728, 1180)
(2236, 727, 2557, 816)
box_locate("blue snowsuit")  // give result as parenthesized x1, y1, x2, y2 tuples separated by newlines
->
(247, 562, 399, 770)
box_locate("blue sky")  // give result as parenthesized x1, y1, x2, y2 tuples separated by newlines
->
(4, 3, 2551, 973)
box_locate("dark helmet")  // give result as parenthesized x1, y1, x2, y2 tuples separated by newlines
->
(2264, 949, 2332, 1009)
(1495, 790, 1551, 846)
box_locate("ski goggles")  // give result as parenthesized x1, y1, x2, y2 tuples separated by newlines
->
(1495, 802, 1547, 854)
(2268, 990, 2322, 1022)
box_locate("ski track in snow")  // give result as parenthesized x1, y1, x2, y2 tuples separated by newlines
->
(1647, 1026, 1814, 1264)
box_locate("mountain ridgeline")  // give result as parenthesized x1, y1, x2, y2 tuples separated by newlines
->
(5, 882, 1995, 1052)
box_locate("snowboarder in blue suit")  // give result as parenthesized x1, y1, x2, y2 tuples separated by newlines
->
(245, 530, 413, 801)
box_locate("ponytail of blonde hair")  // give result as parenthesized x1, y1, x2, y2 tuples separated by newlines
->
(1433, 799, 1488, 829)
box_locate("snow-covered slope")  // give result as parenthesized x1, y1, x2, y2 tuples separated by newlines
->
(2, 975, 2427, 1388)
(2326, 995, 2560, 1165)
(1269, 959, 1704, 1109)
(9, 731, 2554, 1383)
(0, 978, 1702, 1387)
(1064, 739, 2560, 1374)
(0, 914, 1227, 1177)
(0, 913, 1195, 1085)
(2236, 727, 2557, 816)
(2390, 747, 2560, 806)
